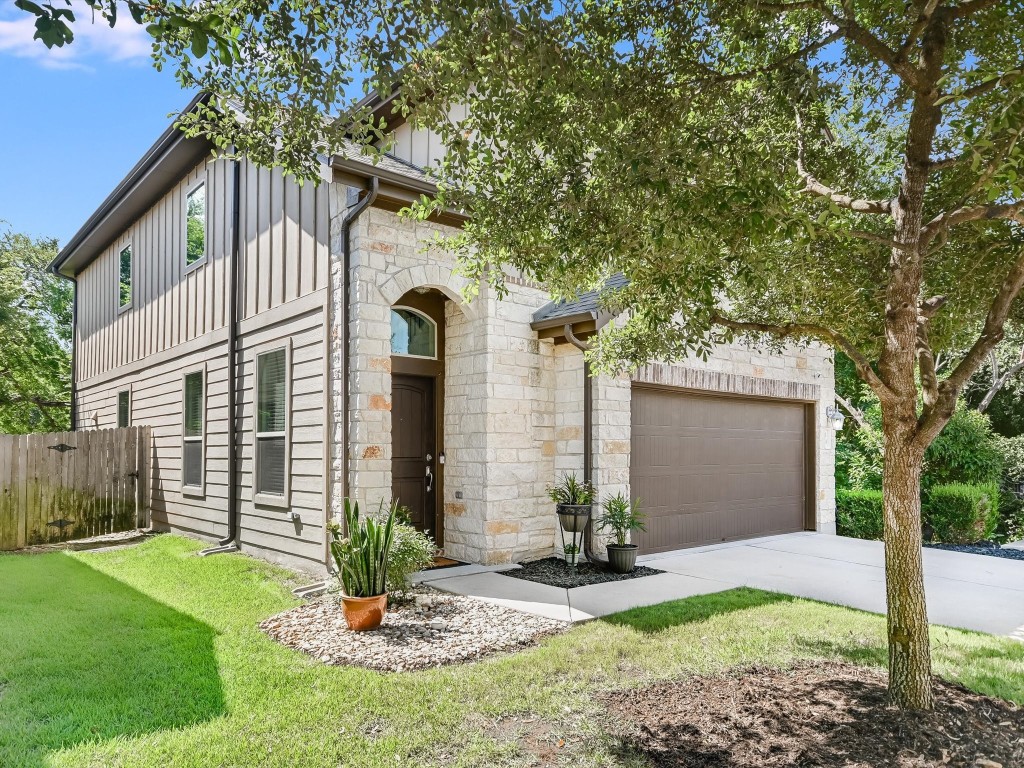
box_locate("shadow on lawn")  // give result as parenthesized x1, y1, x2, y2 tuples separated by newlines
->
(0, 552, 224, 767)
(599, 587, 796, 634)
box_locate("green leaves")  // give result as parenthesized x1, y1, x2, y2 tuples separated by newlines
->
(0, 227, 71, 433)
(329, 499, 398, 597)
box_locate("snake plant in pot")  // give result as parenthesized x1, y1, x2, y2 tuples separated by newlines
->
(329, 499, 398, 631)
(597, 493, 646, 574)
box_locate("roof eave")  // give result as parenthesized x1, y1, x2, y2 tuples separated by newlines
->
(50, 92, 212, 277)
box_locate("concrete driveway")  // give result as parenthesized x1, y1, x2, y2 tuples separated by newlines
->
(420, 532, 1024, 640)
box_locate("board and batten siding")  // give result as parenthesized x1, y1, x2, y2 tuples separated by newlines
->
(386, 103, 469, 170)
(74, 156, 330, 381)
(72, 154, 332, 574)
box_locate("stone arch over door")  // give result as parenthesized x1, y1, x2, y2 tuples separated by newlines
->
(377, 264, 479, 320)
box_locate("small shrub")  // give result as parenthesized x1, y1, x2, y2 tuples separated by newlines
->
(836, 489, 884, 540)
(996, 489, 1024, 544)
(923, 406, 1003, 488)
(925, 483, 1000, 544)
(386, 520, 436, 597)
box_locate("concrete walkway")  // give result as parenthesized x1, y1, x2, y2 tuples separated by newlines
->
(417, 532, 1024, 640)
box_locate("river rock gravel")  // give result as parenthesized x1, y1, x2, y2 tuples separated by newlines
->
(260, 587, 566, 672)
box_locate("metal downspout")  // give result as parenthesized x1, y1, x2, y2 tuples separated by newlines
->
(56, 274, 79, 431)
(341, 178, 379, 523)
(204, 159, 242, 554)
(563, 324, 607, 567)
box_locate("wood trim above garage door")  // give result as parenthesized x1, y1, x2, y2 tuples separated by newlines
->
(630, 385, 816, 554)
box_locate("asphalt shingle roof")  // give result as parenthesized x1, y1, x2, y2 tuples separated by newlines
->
(531, 273, 629, 325)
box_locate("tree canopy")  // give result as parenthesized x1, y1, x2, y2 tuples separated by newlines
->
(18, 0, 1024, 711)
(0, 228, 71, 433)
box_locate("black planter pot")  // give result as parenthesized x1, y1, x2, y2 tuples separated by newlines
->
(606, 544, 639, 574)
(556, 504, 592, 533)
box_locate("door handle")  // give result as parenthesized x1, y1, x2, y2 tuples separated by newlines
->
(425, 465, 433, 493)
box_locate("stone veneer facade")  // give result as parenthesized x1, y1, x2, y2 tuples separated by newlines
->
(329, 181, 836, 565)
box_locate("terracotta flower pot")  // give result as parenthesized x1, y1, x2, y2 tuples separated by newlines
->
(606, 544, 639, 574)
(340, 593, 388, 631)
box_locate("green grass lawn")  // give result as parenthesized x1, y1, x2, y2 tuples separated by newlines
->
(1, 535, 1021, 768)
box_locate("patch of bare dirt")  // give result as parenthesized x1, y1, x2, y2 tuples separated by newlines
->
(602, 662, 1023, 767)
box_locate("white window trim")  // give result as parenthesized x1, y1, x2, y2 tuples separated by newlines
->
(117, 241, 133, 313)
(390, 305, 438, 360)
(116, 386, 132, 428)
(253, 339, 291, 508)
(181, 362, 207, 497)
(183, 177, 209, 274)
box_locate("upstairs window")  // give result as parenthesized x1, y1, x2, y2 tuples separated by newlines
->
(390, 307, 436, 358)
(117, 390, 130, 428)
(183, 371, 205, 490)
(185, 182, 206, 267)
(118, 244, 132, 309)
(255, 347, 289, 501)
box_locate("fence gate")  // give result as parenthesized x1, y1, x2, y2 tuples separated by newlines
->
(0, 426, 151, 550)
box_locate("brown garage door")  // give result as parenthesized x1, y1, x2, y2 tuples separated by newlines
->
(631, 386, 810, 554)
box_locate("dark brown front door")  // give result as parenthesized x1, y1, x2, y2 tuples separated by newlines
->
(630, 386, 810, 554)
(391, 374, 437, 537)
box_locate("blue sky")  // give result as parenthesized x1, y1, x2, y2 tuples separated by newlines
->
(0, 5, 193, 247)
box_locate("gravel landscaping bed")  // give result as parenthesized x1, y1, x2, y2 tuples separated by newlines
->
(604, 661, 1024, 768)
(925, 541, 1024, 561)
(260, 587, 566, 672)
(501, 556, 662, 589)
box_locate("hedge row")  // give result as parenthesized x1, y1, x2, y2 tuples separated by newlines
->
(836, 483, 1000, 544)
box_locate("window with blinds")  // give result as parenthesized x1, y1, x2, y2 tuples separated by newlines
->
(117, 390, 130, 428)
(183, 371, 204, 490)
(256, 348, 287, 498)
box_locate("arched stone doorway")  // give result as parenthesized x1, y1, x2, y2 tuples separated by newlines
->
(389, 288, 447, 543)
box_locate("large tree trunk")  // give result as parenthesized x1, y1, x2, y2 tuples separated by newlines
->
(879, 407, 934, 710)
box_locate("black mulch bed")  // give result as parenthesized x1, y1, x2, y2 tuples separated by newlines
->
(603, 661, 1024, 768)
(925, 541, 1024, 561)
(501, 556, 662, 589)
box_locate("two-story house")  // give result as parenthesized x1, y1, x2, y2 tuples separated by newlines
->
(51, 93, 836, 575)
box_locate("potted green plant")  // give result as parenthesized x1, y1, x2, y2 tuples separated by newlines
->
(597, 493, 646, 574)
(563, 542, 580, 567)
(548, 472, 596, 533)
(328, 499, 397, 631)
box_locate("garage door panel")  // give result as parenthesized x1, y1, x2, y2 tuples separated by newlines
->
(631, 387, 808, 554)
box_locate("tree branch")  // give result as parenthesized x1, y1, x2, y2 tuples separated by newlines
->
(896, 0, 942, 64)
(795, 113, 894, 214)
(922, 200, 1024, 244)
(847, 229, 910, 249)
(949, 0, 999, 19)
(700, 29, 843, 83)
(978, 342, 1024, 412)
(815, 3, 929, 92)
(930, 249, 1024, 436)
(835, 393, 873, 432)
(710, 311, 895, 401)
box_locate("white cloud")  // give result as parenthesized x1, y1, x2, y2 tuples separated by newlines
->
(0, 2, 152, 71)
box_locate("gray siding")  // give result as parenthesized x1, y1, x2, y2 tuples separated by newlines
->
(386, 103, 468, 170)
(73, 154, 331, 575)
(75, 157, 330, 381)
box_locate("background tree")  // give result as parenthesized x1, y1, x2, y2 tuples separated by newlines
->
(0, 228, 71, 433)
(18, 0, 1024, 711)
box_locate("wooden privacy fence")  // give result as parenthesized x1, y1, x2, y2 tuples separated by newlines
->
(0, 426, 151, 550)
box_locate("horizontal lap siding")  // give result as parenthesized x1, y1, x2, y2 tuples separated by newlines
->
(235, 310, 326, 573)
(77, 345, 231, 541)
(76, 305, 327, 573)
